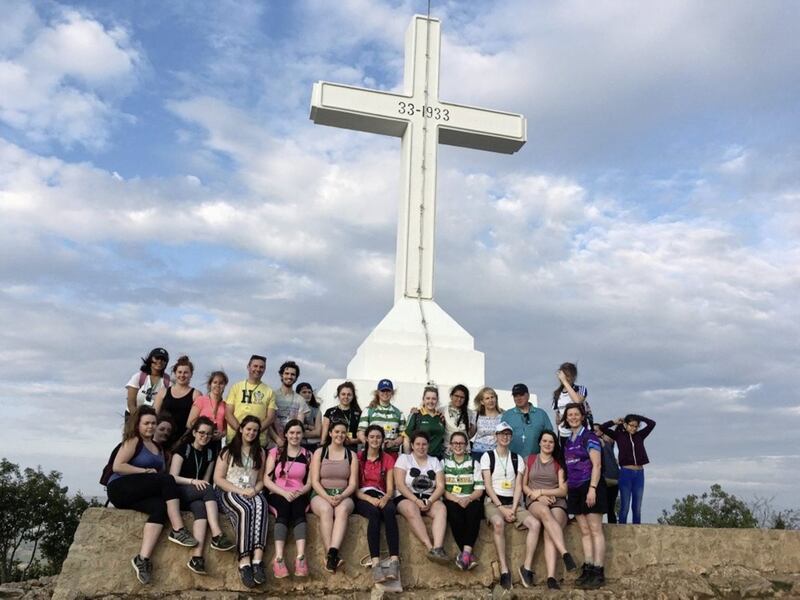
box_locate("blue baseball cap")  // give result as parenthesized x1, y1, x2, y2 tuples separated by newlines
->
(377, 379, 394, 391)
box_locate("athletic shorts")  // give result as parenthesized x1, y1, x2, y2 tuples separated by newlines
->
(567, 479, 608, 515)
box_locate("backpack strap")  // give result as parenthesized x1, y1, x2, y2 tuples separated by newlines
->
(138, 371, 147, 388)
(527, 453, 537, 473)
(511, 452, 519, 478)
(488, 450, 495, 475)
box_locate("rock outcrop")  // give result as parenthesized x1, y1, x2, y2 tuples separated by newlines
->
(51, 508, 800, 599)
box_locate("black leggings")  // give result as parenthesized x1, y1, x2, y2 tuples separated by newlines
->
(107, 473, 179, 525)
(268, 493, 309, 528)
(355, 498, 400, 558)
(444, 498, 483, 550)
(606, 483, 619, 523)
(177, 484, 216, 519)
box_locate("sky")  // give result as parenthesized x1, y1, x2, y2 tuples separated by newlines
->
(1, 0, 799, 523)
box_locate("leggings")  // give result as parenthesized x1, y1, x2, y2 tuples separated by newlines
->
(618, 467, 645, 524)
(354, 498, 400, 558)
(443, 498, 483, 550)
(176, 484, 216, 519)
(218, 491, 269, 559)
(268, 493, 309, 541)
(107, 473, 178, 525)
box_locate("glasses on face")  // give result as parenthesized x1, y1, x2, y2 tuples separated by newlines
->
(152, 357, 166, 363)
(196, 430, 212, 437)
(497, 431, 512, 437)
(452, 394, 466, 401)
(450, 441, 466, 446)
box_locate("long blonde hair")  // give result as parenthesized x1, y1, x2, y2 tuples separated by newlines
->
(474, 387, 502, 416)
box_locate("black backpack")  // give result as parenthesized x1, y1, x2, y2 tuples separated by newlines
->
(100, 439, 143, 486)
(488, 450, 519, 478)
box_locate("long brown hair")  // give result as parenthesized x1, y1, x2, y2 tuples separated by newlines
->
(222, 415, 263, 469)
(123, 405, 157, 442)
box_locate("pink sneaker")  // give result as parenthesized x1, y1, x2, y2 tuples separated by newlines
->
(467, 551, 479, 570)
(272, 558, 289, 579)
(294, 556, 308, 577)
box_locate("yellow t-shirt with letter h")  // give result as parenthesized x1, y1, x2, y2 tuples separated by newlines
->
(225, 380, 276, 445)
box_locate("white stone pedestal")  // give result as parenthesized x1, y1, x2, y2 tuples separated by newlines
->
(317, 298, 528, 414)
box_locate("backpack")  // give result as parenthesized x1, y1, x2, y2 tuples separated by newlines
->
(488, 450, 519, 478)
(100, 439, 143, 486)
(526, 453, 561, 475)
(138, 371, 171, 390)
(181, 443, 215, 478)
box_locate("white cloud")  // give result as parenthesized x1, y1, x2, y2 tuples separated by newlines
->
(0, 4, 141, 149)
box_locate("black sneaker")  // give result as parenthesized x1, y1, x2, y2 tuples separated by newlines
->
(251, 561, 266, 585)
(325, 549, 339, 573)
(518, 565, 534, 588)
(581, 565, 605, 589)
(500, 571, 512, 590)
(562, 551, 577, 571)
(575, 562, 593, 586)
(238, 564, 256, 588)
(131, 555, 151, 584)
(210, 533, 235, 552)
(187, 556, 207, 575)
(546, 576, 560, 590)
(168, 527, 199, 547)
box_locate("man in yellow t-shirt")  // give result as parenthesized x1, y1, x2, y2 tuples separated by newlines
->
(224, 354, 276, 446)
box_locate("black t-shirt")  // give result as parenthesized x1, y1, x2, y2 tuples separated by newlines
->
(323, 406, 362, 439)
(177, 443, 217, 480)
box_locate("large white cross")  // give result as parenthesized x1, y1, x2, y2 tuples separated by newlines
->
(311, 14, 526, 301)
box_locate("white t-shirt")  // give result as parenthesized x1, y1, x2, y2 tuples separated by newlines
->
(480, 449, 526, 498)
(443, 406, 476, 450)
(273, 388, 311, 435)
(125, 372, 167, 409)
(394, 453, 442, 498)
(555, 385, 588, 437)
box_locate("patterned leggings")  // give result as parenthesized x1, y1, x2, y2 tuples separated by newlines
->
(218, 491, 269, 559)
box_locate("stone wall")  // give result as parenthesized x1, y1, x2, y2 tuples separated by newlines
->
(51, 508, 800, 599)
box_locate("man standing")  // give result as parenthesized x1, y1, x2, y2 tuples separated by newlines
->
(224, 354, 276, 446)
(270, 360, 310, 447)
(501, 383, 553, 458)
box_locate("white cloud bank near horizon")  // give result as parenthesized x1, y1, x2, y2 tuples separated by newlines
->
(1, 0, 799, 521)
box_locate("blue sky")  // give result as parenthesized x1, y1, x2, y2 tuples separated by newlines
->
(1, 0, 799, 522)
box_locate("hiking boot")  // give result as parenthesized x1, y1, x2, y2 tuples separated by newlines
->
(272, 558, 289, 579)
(562, 551, 577, 571)
(238, 564, 256, 588)
(575, 562, 593, 586)
(372, 563, 387, 584)
(546, 576, 560, 590)
(168, 527, 199, 547)
(455, 551, 468, 571)
(581, 565, 605, 589)
(251, 561, 266, 584)
(518, 565, 534, 588)
(427, 547, 449, 565)
(210, 533, 235, 552)
(187, 556, 207, 575)
(294, 555, 309, 577)
(500, 571, 512, 590)
(131, 555, 152, 585)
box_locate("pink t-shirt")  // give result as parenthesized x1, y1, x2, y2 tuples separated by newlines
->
(267, 447, 310, 492)
(193, 395, 226, 432)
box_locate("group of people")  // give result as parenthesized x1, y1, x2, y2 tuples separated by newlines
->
(107, 349, 656, 591)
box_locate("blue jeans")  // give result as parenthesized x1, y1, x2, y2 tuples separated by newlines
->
(618, 467, 645, 524)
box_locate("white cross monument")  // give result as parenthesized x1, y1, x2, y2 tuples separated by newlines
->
(311, 14, 532, 411)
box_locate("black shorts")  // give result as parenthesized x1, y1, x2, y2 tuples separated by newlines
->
(567, 479, 608, 515)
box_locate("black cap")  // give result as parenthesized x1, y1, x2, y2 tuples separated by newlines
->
(149, 347, 169, 361)
(511, 383, 529, 396)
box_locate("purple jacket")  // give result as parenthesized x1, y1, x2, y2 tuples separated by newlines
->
(601, 416, 655, 467)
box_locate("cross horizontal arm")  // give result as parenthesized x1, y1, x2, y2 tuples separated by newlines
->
(439, 101, 526, 154)
(310, 81, 409, 138)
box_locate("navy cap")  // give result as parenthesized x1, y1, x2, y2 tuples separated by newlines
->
(511, 383, 529, 396)
(377, 379, 394, 391)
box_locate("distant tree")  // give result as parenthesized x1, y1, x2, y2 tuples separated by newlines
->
(658, 484, 758, 529)
(749, 495, 800, 530)
(0, 459, 98, 583)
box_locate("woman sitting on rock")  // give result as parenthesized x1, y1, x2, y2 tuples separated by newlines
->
(481, 422, 536, 591)
(355, 424, 400, 583)
(563, 403, 607, 589)
(107, 406, 198, 585)
(263, 419, 312, 578)
(394, 430, 450, 564)
(310, 418, 359, 573)
(169, 416, 235, 575)
(522, 430, 577, 590)
(213, 415, 268, 589)
(442, 431, 484, 570)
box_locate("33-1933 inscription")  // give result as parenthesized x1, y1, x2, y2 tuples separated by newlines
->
(398, 101, 450, 121)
